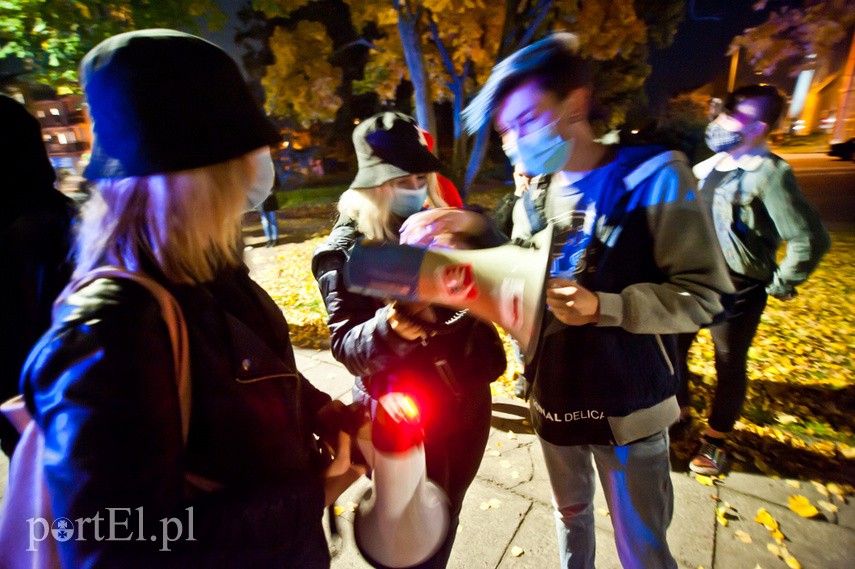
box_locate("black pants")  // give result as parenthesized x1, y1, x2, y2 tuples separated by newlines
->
(676, 280, 768, 433)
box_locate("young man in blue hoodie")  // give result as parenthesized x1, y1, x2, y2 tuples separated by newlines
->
(400, 33, 733, 569)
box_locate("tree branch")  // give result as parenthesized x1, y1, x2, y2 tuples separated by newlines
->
(516, 0, 554, 51)
(425, 7, 461, 89)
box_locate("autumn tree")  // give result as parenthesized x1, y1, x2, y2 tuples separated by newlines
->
(349, 0, 685, 193)
(257, 0, 684, 195)
(730, 0, 855, 77)
(262, 21, 343, 125)
(0, 0, 224, 91)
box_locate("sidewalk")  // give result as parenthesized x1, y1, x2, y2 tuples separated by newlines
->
(293, 347, 855, 569)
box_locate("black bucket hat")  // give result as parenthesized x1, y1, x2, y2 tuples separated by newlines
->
(350, 112, 444, 189)
(80, 29, 280, 180)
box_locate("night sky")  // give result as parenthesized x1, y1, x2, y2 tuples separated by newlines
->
(646, 0, 781, 107)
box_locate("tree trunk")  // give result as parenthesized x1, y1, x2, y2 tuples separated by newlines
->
(396, 5, 437, 140)
(459, 0, 555, 195)
(463, 123, 492, 193)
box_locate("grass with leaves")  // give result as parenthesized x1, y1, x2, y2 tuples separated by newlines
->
(251, 205, 854, 483)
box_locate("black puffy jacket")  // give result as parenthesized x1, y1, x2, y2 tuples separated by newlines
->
(311, 219, 507, 433)
(22, 265, 334, 568)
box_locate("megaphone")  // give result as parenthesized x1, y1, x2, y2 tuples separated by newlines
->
(344, 223, 556, 362)
(353, 393, 450, 568)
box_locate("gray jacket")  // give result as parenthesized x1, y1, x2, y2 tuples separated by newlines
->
(693, 148, 830, 297)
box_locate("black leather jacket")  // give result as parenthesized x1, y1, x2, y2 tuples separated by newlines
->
(22, 265, 333, 568)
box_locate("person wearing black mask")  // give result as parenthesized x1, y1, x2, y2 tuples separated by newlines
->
(675, 84, 830, 476)
(0, 96, 74, 457)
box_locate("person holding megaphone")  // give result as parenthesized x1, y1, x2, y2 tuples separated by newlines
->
(311, 111, 507, 568)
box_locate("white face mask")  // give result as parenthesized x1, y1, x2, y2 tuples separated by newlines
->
(246, 147, 275, 211)
(502, 117, 573, 175)
(390, 185, 428, 218)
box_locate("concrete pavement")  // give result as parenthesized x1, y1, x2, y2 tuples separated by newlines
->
(293, 347, 855, 569)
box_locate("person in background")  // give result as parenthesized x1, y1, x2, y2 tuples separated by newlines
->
(398, 33, 733, 569)
(311, 111, 507, 568)
(21, 29, 365, 567)
(491, 163, 550, 399)
(0, 95, 75, 458)
(257, 189, 280, 247)
(676, 84, 830, 476)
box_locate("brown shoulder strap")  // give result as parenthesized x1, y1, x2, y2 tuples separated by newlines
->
(58, 267, 191, 445)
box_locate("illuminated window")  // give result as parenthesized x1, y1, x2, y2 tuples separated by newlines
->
(36, 110, 45, 118)
(57, 133, 68, 144)
(49, 108, 60, 116)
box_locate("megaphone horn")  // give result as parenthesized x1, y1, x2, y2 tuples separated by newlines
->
(353, 393, 450, 569)
(344, 223, 556, 362)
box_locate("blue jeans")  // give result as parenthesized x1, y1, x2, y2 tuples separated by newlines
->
(539, 432, 677, 569)
(259, 210, 278, 243)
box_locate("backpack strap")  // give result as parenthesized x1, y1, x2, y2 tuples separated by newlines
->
(56, 267, 191, 444)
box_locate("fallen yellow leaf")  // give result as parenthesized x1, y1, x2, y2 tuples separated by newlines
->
(735, 530, 752, 543)
(812, 481, 830, 497)
(784, 553, 802, 569)
(786, 480, 801, 489)
(819, 500, 838, 513)
(767, 543, 782, 557)
(333, 505, 345, 516)
(695, 474, 716, 486)
(776, 413, 799, 425)
(510, 546, 524, 557)
(755, 508, 779, 531)
(788, 495, 820, 518)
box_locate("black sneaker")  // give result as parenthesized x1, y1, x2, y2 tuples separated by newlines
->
(689, 438, 727, 476)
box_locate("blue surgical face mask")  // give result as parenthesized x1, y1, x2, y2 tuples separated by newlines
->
(503, 118, 573, 175)
(390, 186, 427, 218)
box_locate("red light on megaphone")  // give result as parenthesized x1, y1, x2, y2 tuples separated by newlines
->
(354, 391, 450, 568)
(373, 393, 424, 453)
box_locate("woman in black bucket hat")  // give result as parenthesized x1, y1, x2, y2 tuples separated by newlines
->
(18, 29, 366, 568)
(312, 111, 508, 568)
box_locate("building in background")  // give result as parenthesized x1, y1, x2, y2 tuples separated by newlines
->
(28, 94, 91, 172)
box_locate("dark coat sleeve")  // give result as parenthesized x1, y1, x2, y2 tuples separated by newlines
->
(313, 247, 420, 378)
(23, 281, 329, 569)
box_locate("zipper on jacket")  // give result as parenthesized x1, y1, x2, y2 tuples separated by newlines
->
(654, 334, 675, 376)
(235, 372, 300, 384)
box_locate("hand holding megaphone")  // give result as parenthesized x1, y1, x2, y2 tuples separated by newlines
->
(315, 401, 371, 506)
(353, 393, 451, 568)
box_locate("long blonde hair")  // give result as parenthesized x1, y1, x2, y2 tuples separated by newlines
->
(337, 173, 448, 241)
(74, 154, 255, 284)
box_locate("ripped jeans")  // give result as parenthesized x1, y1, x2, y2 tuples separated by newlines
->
(539, 432, 677, 569)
